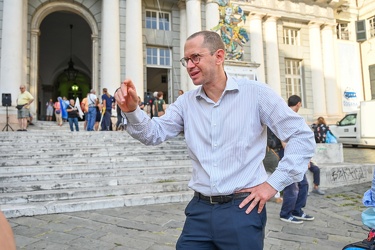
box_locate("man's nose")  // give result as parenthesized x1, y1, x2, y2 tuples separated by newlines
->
(186, 59, 195, 68)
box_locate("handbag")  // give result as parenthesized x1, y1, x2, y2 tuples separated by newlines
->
(55, 110, 61, 114)
(16, 104, 25, 110)
(263, 147, 280, 173)
(326, 131, 337, 143)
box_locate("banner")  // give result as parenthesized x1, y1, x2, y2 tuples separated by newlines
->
(58, 97, 68, 120)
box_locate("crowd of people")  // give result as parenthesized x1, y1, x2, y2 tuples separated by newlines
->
(16, 85, 183, 132)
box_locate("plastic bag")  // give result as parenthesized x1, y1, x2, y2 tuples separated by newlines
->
(362, 208, 375, 229)
(326, 131, 337, 143)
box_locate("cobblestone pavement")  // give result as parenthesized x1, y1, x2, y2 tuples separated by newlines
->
(8, 147, 375, 250)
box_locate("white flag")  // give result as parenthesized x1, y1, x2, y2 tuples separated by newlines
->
(75, 97, 84, 119)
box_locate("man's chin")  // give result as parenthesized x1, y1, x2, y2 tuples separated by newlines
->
(190, 78, 202, 86)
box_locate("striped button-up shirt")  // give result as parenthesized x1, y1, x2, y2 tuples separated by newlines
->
(124, 75, 316, 196)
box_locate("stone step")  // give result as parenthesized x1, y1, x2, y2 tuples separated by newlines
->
(1, 191, 194, 218)
(0, 173, 191, 194)
(0, 148, 189, 160)
(0, 153, 190, 167)
(0, 127, 192, 218)
(0, 178, 190, 204)
(0, 166, 192, 184)
(0, 131, 186, 143)
(0, 160, 191, 174)
(0, 134, 185, 141)
(0, 140, 187, 149)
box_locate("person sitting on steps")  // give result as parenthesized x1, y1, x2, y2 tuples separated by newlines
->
(308, 161, 325, 195)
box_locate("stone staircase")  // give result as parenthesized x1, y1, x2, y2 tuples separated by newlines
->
(0, 121, 193, 218)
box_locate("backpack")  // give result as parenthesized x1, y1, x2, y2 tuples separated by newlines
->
(267, 127, 281, 150)
(313, 124, 329, 143)
(343, 229, 375, 250)
(342, 241, 375, 250)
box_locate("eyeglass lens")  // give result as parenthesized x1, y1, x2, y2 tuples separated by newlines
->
(180, 54, 201, 67)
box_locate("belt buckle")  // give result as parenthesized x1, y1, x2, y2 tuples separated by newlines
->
(209, 196, 219, 204)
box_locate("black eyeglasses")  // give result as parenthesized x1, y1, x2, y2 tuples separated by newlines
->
(180, 51, 214, 67)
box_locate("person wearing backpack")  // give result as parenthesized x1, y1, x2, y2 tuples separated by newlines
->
(154, 91, 166, 117)
(86, 89, 98, 131)
(101, 88, 115, 131)
(313, 117, 332, 143)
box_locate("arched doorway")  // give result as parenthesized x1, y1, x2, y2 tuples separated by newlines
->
(30, 2, 99, 120)
(38, 12, 91, 120)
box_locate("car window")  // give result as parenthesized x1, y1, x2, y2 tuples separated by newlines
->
(339, 114, 357, 126)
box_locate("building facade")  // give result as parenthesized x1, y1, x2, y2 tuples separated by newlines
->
(0, 0, 374, 125)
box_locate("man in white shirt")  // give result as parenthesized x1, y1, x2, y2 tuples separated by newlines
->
(86, 89, 97, 131)
(115, 31, 315, 250)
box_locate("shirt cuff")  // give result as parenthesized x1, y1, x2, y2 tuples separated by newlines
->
(267, 170, 296, 192)
(122, 107, 143, 123)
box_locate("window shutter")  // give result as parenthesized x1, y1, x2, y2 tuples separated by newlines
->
(356, 20, 367, 42)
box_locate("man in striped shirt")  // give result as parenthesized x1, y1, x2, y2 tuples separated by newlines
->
(115, 31, 315, 250)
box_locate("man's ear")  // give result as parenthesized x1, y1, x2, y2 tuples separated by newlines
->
(215, 49, 225, 65)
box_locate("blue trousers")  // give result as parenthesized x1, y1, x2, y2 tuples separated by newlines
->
(280, 174, 309, 218)
(101, 110, 111, 131)
(86, 107, 96, 131)
(176, 196, 266, 250)
(68, 117, 79, 131)
(308, 162, 320, 186)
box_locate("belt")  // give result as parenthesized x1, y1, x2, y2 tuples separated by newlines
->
(89, 105, 96, 108)
(194, 191, 250, 204)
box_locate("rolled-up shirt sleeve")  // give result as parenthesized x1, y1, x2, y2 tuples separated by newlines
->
(259, 88, 316, 191)
(122, 102, 184, 146)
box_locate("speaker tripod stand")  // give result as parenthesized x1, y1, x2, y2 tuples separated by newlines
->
(2, 105, 14, 131)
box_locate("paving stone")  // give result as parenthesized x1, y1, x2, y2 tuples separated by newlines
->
(13, 235, 40, 248)
(21, 240, 71, 250)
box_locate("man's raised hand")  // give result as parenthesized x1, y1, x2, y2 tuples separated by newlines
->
(114, 79, 138, 112)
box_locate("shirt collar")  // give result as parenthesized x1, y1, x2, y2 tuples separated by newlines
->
(195, 73, 239, 101)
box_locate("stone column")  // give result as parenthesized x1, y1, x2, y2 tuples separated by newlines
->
(322, 24, 340, 118)
(309, 22, 327, 117)
(186, 0, 202, 90)
(186, 0, 201, 37)
(22, 0, 28, 87)
(249, 13, 265, 82)
(0, 0, 24, 106)
(205, 0, 219, 31)
(29, 29, 39, 116)
(125, 0, 144, 96)
(91, 35, 100, 92)
(178, 1, 190, 94)
(101, 0, 121, 96)
(264, 16, 281, 94)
